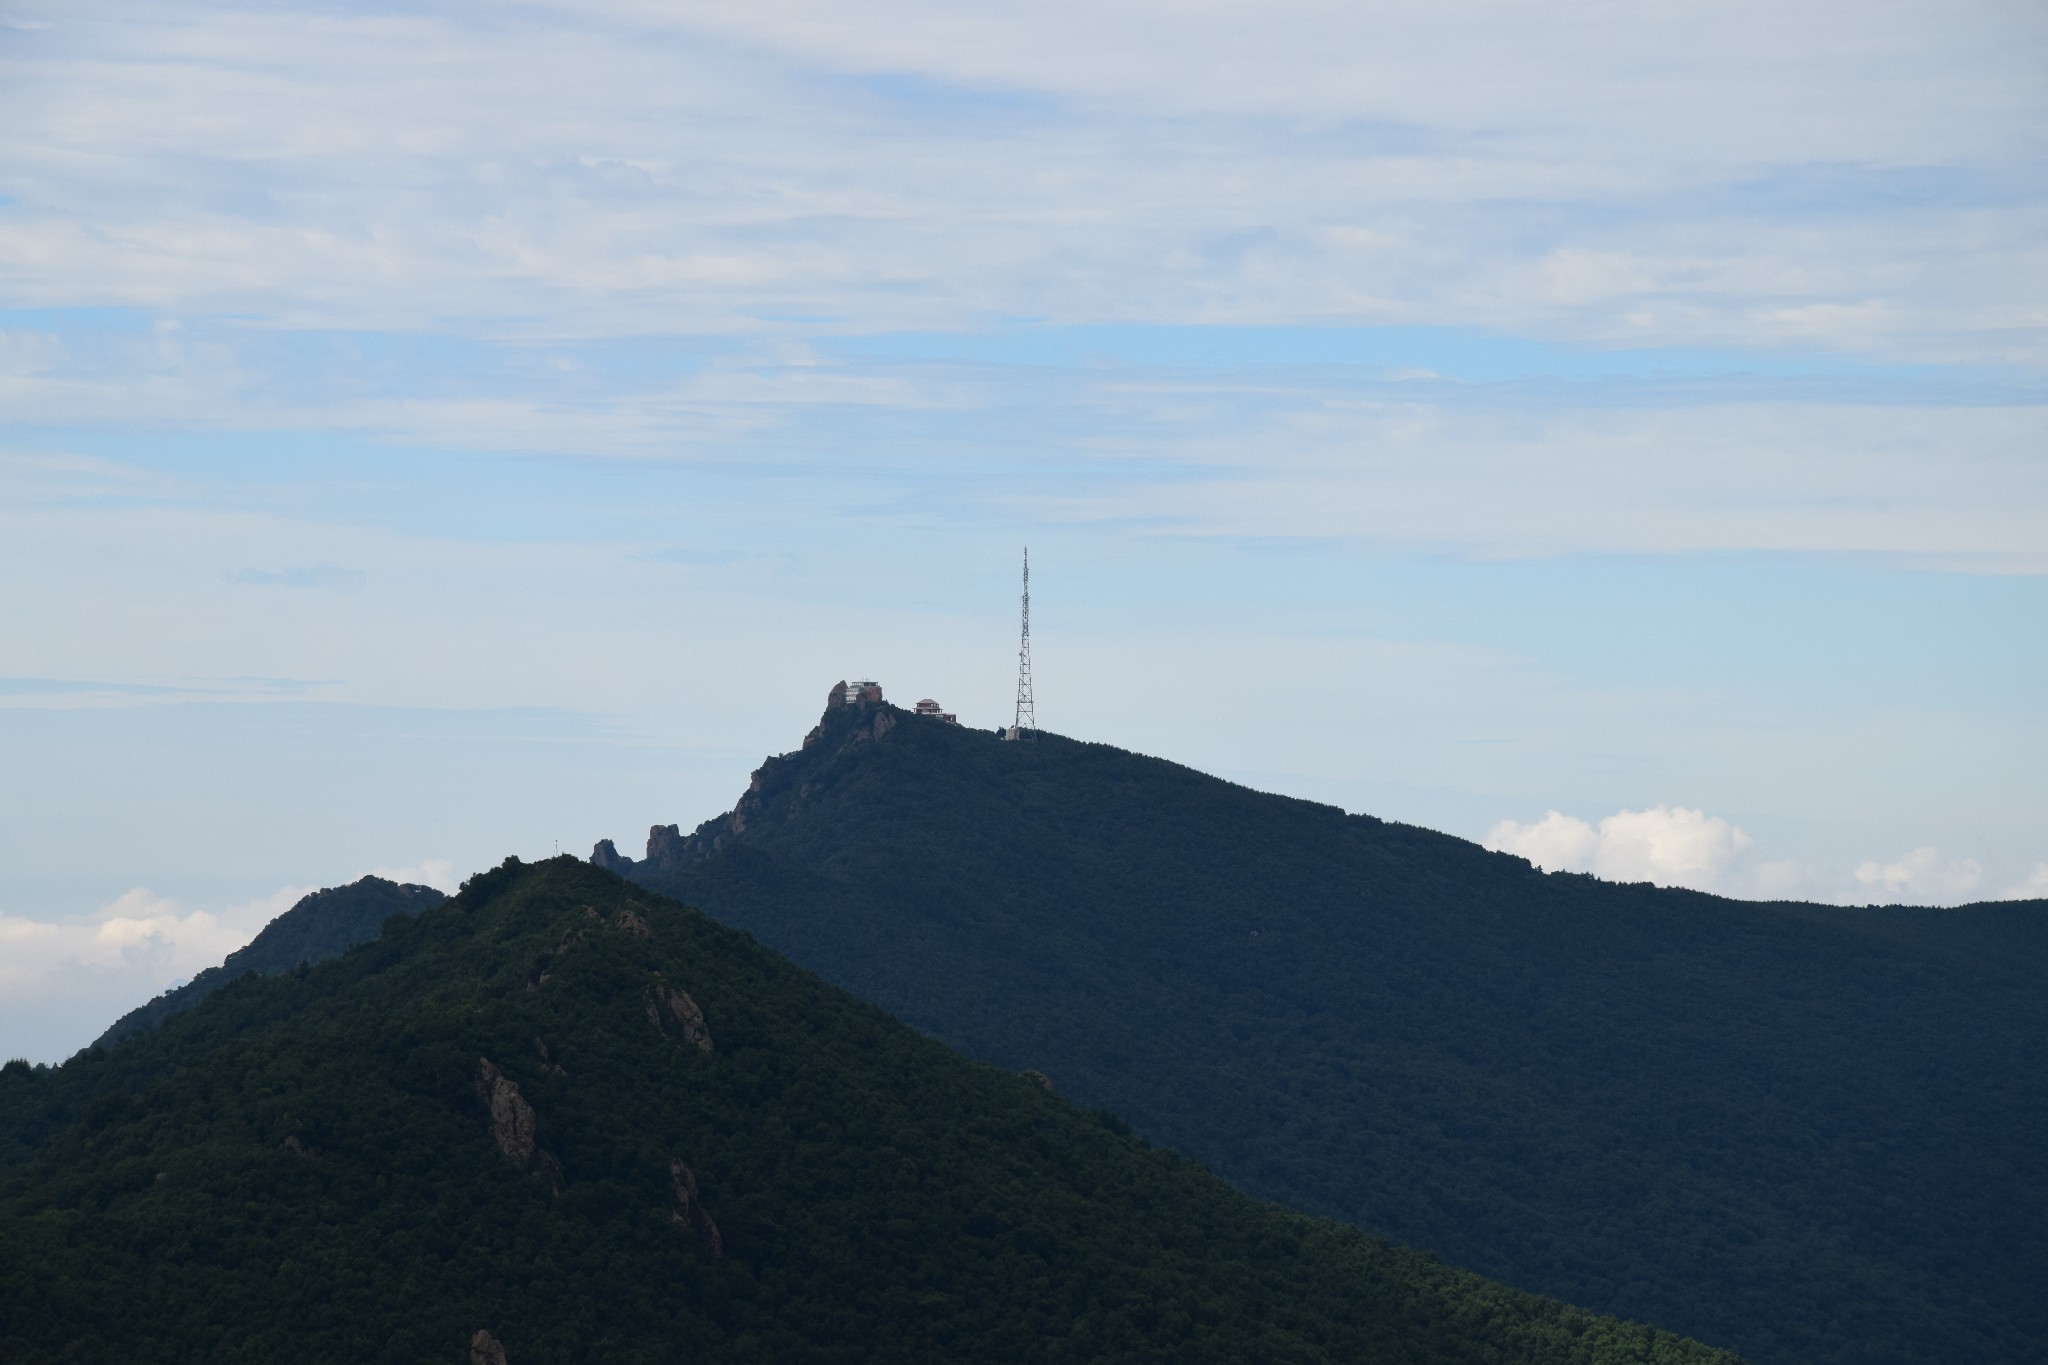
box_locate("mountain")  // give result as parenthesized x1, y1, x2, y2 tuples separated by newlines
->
(601, 685, 2048, 1365)
(95, 876, 446, 1050)
(0, 857, 1734, 1365)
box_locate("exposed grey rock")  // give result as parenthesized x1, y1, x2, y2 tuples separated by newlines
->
(475, 1058, 536, 1166)
(642, 822, 688, 869)
(648, 982, 714, 1052)
(669, 1159, 722, 1257)
(609, 682, 903, 874)
(470, 1328, 508, 1365)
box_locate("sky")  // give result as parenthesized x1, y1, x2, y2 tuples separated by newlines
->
(2, 0, 2044, 1062)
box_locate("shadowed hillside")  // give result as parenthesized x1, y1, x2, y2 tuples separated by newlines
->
(95, 876, 446, 1050)
(0, 857, 1736, 1365)
(602, 686, 2048, 1365)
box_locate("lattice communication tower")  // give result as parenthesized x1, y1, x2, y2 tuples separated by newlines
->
(1013, 547, 1036, 739)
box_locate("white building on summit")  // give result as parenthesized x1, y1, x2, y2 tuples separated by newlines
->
(835, 679, 959, 724)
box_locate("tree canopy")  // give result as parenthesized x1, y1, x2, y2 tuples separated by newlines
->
(0, 856, 1736, 1365)
(621, 697, 2048, 1365)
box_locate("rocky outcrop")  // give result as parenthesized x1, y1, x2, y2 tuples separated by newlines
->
(534, 1037, 565, 1075)
(476, 1059, 537, 1166)
(613, 908, 652, 940)
(669, 1160, 723, 1256)
(471, 1329, 508, 1365)
(642, 822, 693, 870)
(640, 804, 746, 872)
(647, 981, 714, 1052)
(822, 678, 881, 711)
(600, 680, 907, 876)
(528, 907, 604, 989)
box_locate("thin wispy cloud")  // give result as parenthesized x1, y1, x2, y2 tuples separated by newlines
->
(2, 0, 2041, 352)
(2, 0, 2039, 576)
(1, 0, 2042, 1062)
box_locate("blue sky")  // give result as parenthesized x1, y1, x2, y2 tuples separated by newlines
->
(2, 0, 2045, 1060)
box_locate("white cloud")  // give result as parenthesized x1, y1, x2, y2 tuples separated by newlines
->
(1486, 805, 1752, 892)
(90, 886, 192, 956)
(0, 871, 465, 1060)
(1483, 810, 1600, 873)
(0, 882, 307, 999)
(116, 884, 301, 969)
(1999, 863, 2048, 901)
(1487, 817, 2033, 906)
(0, 866, 455, 999)
(1852, 846, 1984, 902)
(1595, 807, 1754, 888)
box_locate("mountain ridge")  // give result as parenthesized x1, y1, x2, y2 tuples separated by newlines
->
(602, 685, 2048, 1365)
(0, 856, 1739, 1365)
(93, 875, 446, 1051)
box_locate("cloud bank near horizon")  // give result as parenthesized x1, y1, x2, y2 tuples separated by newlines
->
(0, 859, 460, 1064)
(1485, 806, 2047, 903)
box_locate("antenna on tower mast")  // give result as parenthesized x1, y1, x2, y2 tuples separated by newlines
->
(1011, 547, 1036, 740)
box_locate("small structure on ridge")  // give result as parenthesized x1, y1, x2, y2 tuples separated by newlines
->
(1007, 547, 1036, 741)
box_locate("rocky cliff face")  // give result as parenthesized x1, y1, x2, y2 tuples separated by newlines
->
(475, 1058, 537, 1166)
(597, 680, 916, 876)
(647, 981, 714, 1052)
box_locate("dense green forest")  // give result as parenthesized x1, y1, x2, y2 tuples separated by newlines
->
(607, 691, 2048, 1365)
(94, 876, 445, 1050)
(0, 858, 1736, 1365)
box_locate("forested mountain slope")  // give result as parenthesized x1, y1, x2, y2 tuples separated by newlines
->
(95, 876, 445, 1050)
(0, 857, 1733, 1365)
(603, 687, 2048, 1365)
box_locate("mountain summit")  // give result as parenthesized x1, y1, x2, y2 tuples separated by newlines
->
(602, 685, 2048, 1365)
